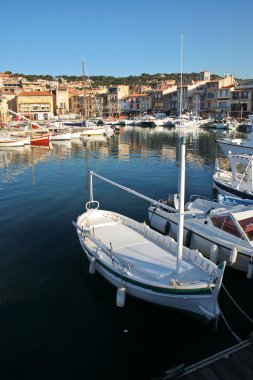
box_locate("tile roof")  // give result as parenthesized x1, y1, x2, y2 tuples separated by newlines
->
(18, 91, 52, 96)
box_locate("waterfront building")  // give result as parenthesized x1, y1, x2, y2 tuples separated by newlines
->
(0, 92, 10, 123)
(0, 73, 22, 94)
(216, 84, 235, 117)
(56, 86, 69, 115)
(203, 74, 235, 115)
(107, 85, 129, 116)
(84, 91, 107, 118)
(16, 91, 54, 120)
(21, 78, 48, 92)
(69, 89, 82, 116)
(119, 93, 152, 115)
(155, 85, 177, 115)
(230, 79, 253, 118)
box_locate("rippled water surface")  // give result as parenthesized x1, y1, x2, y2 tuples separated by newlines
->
(0, 126, 252, 380)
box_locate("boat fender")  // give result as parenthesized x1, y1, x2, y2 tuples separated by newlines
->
(247, 261, 253, 279)
(116, 286, 126, 307)
(185, 230, 192, 248)
(164, 220, 170, 235)
(89, 257, 96, 274)
(170, 279, 177, 287)
(210, 244, 219, 264)
(229, 246, 238, 265)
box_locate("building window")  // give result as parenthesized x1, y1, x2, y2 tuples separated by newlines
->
(218, 101, 228, 110)
(241, 91, 248, 100)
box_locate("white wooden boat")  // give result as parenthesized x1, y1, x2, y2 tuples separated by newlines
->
(0, 134, 25, 147)
(73, 35, 226, 323)
(73, 171, 225, 323)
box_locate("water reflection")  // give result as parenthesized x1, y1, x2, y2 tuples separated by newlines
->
(0, 127, 231, 192)
(0, 125, 252, 380)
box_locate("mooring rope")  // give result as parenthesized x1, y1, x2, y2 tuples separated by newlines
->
(222, 284, 253, 323)
(219, 308, 242, 343)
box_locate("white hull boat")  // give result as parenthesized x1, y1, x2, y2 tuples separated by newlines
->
(213, 153, 253, 202)
(50, 131, 72, 141)
(148, 196, 253, 275)
(217, 131, 253, 155)
(173, 115, 203, 129)
(73, 169, 225, 323)
(73, 35, 225, 323)
(0, 136, 25, 147)
(80, 126, 108, 136)
(70, 130, 82, 138)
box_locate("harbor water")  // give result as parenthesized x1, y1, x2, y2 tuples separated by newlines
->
(0, 126, 252, 380)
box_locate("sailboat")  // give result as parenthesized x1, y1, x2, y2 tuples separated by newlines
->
(0, 107, 50, 147)
(73, 170, 225, 323)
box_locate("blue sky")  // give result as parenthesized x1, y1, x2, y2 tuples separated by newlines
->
(2, 0, 253, 78)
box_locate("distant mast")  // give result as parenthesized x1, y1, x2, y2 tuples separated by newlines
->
(179, 33, 183, 124)
(82, 61, 85, 125)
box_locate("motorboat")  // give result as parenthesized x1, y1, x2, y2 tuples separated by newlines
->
(217, 130, 253, 155)
(148, 195, 253, 276)
(173, 115, 204, 128)
(73, 170, 225, 323)
(213, 153, 253, 201)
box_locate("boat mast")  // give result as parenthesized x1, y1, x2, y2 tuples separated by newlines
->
(176, 135, 185, 275)
(82, 61, 85, 126)
(176, 33, 185, 275)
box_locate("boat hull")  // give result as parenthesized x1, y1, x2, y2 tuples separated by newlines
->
(79, 241, 221, 322)
(80, 127, 107, 136)
(217, 140, 252, 155)
(74, 209, 224, 322)
(0, 139, 24, 147)
(30, 134, 50, 146)
(148, 206, 252, 273)
(213, 177, 253, 201)
(50, 132, 72, 141)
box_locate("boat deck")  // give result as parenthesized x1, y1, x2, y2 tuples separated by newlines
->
(81, 211, 213, 285)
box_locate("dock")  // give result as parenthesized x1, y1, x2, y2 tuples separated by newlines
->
(161, 334, 253, 380)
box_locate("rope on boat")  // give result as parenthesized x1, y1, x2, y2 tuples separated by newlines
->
(219, 308, 242, 343)
(222, 284, 253, 323)
(90, 171, 176, 212)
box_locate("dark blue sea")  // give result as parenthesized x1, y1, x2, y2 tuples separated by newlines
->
(0, 126, 252, 380)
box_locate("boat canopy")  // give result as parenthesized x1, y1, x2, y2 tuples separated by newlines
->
(232, 209, 253, 241)
(210, 206, 253, 242)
